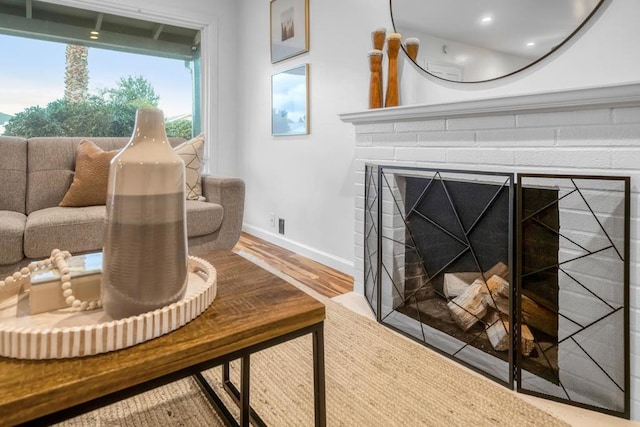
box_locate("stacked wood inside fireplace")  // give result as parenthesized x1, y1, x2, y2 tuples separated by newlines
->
(397, 177, 560, 383)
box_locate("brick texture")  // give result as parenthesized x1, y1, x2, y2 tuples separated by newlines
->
(353, 104, 640, 416)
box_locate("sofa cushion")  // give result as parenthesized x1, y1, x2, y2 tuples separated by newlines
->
(59, 140, 119, 207)
(27, 138, 131, 214)
(24, 206, 106, 259)
(186, 200, 223, 237)
(0, 211, 27, 265)
(174, 134, 206, 201)
(23, 202, 223, 258)
(0, 137, 27, 214)
(27, 137, 188, 214)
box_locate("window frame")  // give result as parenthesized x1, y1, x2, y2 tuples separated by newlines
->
(3, 0, 217, 174)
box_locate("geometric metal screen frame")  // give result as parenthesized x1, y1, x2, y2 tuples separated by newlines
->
(517, 174, 630, 419)
(364, 166, 630, 419)
(364, 164, 515, 388)
(363, 164, 380, 314)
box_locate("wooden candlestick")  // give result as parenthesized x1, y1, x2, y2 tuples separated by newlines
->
(371, 27, 386, 50)
(384, 33, 401, 108)
(405, 37, 420, 62)
(368, 50, 383, 109)
(371, 27, 386, 107)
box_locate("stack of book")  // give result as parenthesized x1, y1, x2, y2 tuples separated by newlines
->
(29, 252, 102, 314)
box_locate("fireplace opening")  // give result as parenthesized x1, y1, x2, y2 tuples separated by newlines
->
(396, 176, 559, 384)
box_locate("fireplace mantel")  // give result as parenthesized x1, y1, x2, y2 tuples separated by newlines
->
(339, 82, 640, 124)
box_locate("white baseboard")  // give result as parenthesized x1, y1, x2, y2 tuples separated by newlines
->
(241, 224, 355, 277)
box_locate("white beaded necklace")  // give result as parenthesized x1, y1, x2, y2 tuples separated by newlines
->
(0, 249, 101, 311)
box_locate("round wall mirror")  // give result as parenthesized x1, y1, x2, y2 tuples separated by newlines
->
(390, 0, 604, 82)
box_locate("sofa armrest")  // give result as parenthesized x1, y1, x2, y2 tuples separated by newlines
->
(201, 176, 245, 249)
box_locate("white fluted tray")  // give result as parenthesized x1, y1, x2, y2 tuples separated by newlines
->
(0, 256, 216, 360)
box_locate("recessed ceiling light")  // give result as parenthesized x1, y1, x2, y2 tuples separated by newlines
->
(481, 16, 493, 24)
(526, 42, 536, 47)
(90, 30, 99, 35)
(90, 35, 99, 40)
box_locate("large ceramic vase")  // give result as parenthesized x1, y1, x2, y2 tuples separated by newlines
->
(102, 108, 188, 319)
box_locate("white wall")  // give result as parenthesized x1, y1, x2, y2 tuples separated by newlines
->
(236, 0, 389, 273)
(236, 0, 640, 276)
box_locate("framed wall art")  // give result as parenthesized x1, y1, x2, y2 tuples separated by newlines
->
(270, 0, 309, 63)
(271, 64, 309, 136)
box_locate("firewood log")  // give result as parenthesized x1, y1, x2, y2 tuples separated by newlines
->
(485, 314, 535, 356)
(487, 275, 509, 295)
(485, 313, 510, 351)
(443, 272, 478, 298)
(519, 324, 535, 356)
(479, 275, 557, 337)
(484, 261, 509, 280)
(447, 279, 488, 331)
(491, 293, 557, 337)
(442, 262, 509, 299)
(520, 296, 557, 337)
(482, 275, 510, 309)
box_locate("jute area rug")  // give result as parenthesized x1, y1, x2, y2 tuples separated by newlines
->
(57, 252, 568, 427)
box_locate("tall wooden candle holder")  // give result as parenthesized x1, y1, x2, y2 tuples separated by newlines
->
(368, 50, 384, 109)
(370, 28, 386, 109)
(405, 37, 420, 62)
(401, 37, 421, 105)
(384, 33, 402, 108)
(372, 27, 386, 50)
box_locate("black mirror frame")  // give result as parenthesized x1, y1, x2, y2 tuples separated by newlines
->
(390, 0, 607, 83)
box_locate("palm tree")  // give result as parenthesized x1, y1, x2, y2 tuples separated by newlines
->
(64, 45, 89, 103)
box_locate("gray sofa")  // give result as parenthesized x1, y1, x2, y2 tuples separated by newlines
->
(0, 136, 245, 275)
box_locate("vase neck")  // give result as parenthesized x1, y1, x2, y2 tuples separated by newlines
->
(130, 108, 168, 143)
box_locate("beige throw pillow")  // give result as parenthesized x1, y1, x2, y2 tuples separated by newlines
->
(59, 140, 119, 207)
(174, 134, 206, 201)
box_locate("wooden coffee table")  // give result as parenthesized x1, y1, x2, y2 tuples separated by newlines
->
(0, 251, 326, 426)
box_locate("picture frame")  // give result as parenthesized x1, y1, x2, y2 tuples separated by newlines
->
(271, 64, 309, 136)
(270, 0, 309, 63)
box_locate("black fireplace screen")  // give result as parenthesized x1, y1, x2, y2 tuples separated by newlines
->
(517, 174, 630, 418)
(363, 165, 630, 419)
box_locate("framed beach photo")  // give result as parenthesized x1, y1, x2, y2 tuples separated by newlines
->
(271, 64, 309, 136)
(270, 0, 309, 63)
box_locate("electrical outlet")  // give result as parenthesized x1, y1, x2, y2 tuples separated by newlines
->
(269, 212, 276, 228)
(278, 218, 285, 235)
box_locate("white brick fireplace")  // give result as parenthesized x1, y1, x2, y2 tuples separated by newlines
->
(340, 82, 640, 418)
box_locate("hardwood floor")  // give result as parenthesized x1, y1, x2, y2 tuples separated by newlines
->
(233, 232, 353, 298)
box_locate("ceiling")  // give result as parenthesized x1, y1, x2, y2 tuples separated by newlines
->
(392, 0, 602, 59)
(0, 0, 200, 59)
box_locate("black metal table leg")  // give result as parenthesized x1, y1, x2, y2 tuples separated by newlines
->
(193, 371, 235, 426)
(222, 361, 268, 427)
(240, 356, 250, 427)
(223, 361, 230, 383)
(313, 324, 326, 427)
(192, 322, 325, 427)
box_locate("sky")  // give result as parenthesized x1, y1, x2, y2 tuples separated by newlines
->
(0, 34, 193, 119)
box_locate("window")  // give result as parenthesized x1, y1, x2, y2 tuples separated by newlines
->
(0, 0, 200, 138)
